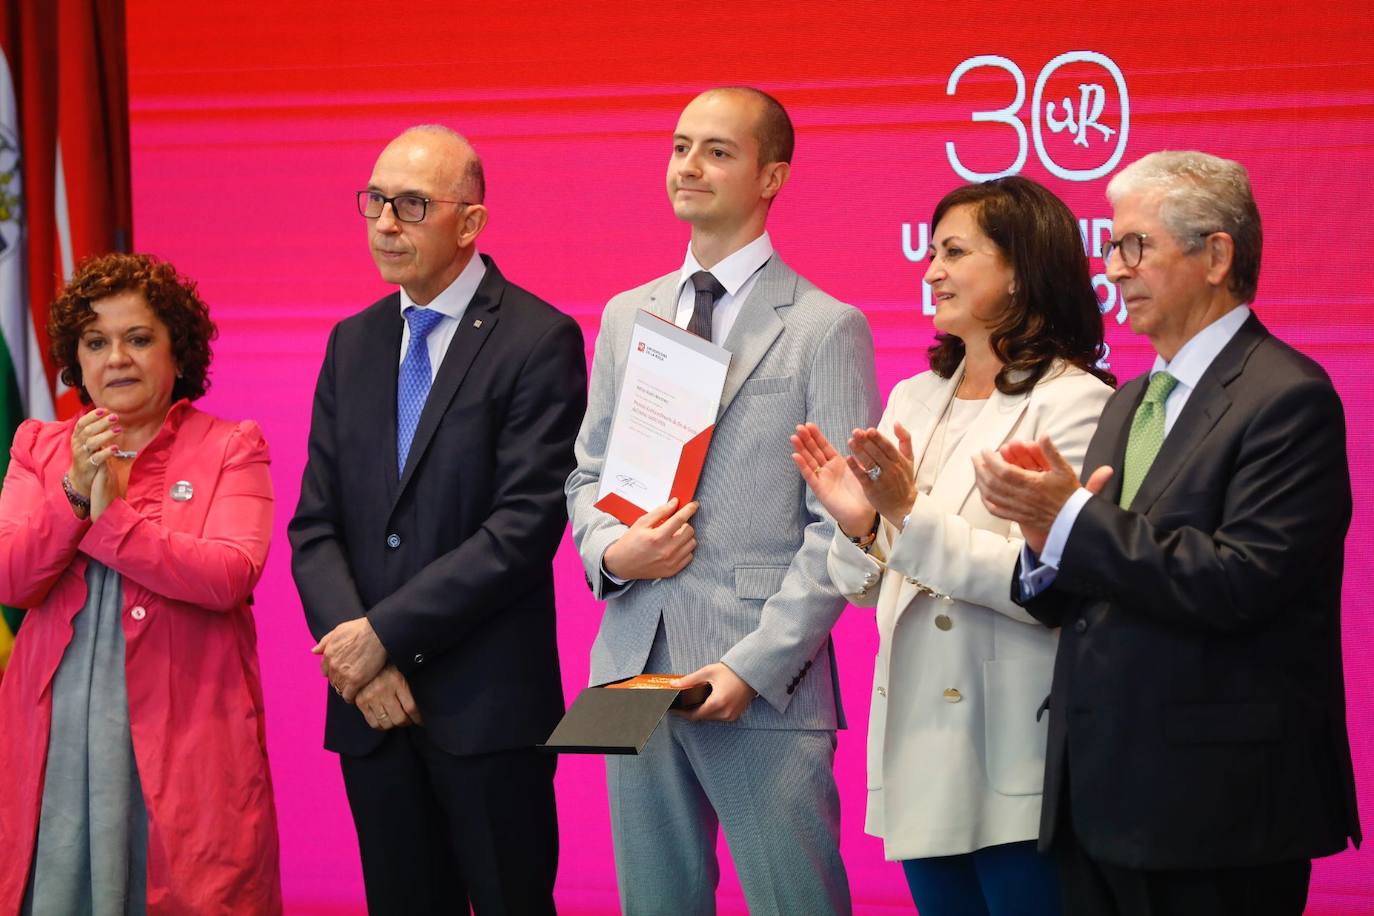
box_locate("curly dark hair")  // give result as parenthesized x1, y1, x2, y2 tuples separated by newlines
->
(927, 176, 1115, 394)
(48, 252, 218, 404)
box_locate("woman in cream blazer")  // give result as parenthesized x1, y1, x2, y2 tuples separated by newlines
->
(793, 177, 1114, 915)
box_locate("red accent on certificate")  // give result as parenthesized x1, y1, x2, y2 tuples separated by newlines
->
(593, 310, 730, 526)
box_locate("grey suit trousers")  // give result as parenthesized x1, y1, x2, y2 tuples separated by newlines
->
(606, 626, 850, 916)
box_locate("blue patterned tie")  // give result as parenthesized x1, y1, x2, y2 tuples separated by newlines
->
(396, 306, 446, 475)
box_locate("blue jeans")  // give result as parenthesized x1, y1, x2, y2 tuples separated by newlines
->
(902, 840, 1061, 916)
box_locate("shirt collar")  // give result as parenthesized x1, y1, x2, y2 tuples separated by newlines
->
(1150, 304, 1252, 389)
(677, 232, 774, 300)
(398, 249, 487, 319)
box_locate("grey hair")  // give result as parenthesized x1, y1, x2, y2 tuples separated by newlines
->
(402, 124, 486, 203)
(1106, 150, 1261, 302)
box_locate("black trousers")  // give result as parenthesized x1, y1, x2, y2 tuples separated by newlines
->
(340, 727, 558, 916)
(1053, 776, 1310, 916)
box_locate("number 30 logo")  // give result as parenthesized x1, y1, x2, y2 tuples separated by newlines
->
(946, 51, 1129, 182)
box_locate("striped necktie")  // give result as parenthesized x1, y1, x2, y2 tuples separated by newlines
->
(687, 270, 726, 342)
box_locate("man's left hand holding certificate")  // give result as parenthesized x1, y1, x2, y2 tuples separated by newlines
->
(594, 310, 731, 525)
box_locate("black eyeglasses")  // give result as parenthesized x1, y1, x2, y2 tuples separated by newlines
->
(1101, 230, 1222, 269)
(356, 190, 473, 223)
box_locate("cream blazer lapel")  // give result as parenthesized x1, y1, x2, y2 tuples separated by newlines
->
(924, 378, 1033, 518)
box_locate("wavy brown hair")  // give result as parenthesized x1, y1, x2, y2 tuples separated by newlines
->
(49, 252, 218, 404)
(927, 176, 1115, 393)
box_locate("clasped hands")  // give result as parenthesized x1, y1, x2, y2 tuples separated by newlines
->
(789, 421, 919, 537)
(67, 408, 128, 520)
(314, 617, 422, 730)
(971, 435, 1114, 555)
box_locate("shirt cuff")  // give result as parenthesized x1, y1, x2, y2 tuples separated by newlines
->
(1016, 487, 1092, 601)
(1018, 546, 1058, 599)
(602, 559, 629, 587)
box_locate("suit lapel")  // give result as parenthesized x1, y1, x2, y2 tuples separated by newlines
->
(716, 257, 793, 418)
(1085, 375, 1143, 505)
(394, 256, 503, 500)
(644, 274, 680, 323)
(905, 366, 960, 479)
(359, 295, 405, 491)
(1127, 315, 1265, 514)
(928, 381, 1032, 515)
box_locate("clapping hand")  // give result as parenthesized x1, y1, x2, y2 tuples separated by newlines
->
(845, 423, 918, 529)
(972, 435, 1113, 555)
(790, 423, 876, 537)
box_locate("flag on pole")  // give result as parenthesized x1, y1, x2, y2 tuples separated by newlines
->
(0, 1, 132, 673)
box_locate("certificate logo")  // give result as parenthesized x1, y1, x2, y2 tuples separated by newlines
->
(637, 341, 646, 352)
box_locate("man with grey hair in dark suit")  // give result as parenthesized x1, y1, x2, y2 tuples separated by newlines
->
(974, 150, 1360, 915)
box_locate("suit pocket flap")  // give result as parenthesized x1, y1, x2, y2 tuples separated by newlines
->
(738, 375, 792, 397)
(734, 565, 789, 599)
(1163, 702, 1282, 745)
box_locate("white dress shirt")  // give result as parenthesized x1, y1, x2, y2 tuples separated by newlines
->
(1020, 305, 1253, 595)
(673, 232, 774, 345)
(398, 250, 488, 380)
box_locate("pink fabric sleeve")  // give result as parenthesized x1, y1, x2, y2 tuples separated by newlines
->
(80, 421, 274, 611)
(0, 420, 91, 608)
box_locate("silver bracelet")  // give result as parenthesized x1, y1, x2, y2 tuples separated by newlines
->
(61, 474, 92, 513)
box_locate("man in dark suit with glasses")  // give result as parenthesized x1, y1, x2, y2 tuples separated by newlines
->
(291, 125, 586, 914)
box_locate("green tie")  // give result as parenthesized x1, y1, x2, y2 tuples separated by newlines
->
(1119, 371, 1179, 510)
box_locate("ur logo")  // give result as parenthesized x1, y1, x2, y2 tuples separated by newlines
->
(945, 50, 1129, 183)
(1033, 51, 1129, 181)
(0, 124, 19, 261)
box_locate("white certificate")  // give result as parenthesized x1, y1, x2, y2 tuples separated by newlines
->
(594, 310, 731, 524)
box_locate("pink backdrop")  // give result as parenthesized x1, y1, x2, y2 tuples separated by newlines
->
(123, 3, 1374, 912)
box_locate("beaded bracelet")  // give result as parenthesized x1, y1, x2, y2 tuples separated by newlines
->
(61, 474, 92, 514)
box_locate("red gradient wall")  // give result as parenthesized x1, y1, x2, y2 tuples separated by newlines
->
(125, 3, 1374, 912)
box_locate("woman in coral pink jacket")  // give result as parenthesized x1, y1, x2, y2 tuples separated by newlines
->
(0, 253, 282, 914)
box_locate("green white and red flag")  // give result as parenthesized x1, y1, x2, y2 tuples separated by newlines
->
(0, 0, 132, 672)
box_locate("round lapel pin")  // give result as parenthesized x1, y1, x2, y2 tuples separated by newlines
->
(170, 480, 194, 502)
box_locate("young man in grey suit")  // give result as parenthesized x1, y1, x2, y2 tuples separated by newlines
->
(566, 87, 879, 915)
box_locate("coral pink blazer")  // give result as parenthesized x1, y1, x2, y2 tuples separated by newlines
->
(0, 401, 282, 914)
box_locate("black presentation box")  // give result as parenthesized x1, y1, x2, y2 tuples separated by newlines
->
(539, 674, 711, 755)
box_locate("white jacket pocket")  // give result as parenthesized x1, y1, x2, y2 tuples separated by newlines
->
(982, 656, 1053, 796)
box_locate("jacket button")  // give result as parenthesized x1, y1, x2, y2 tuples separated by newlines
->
(386, 533, 402, 549)
(943, 688, 962, 703)
(414, 653, 424, 664)
(130, 606, 147, 621)
(1074, 618, 1088, 634)
(877, 686, 887, 697)
(934, 614, 953, 631)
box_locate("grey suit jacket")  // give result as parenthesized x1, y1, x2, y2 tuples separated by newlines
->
(566, 256, 879, 730)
